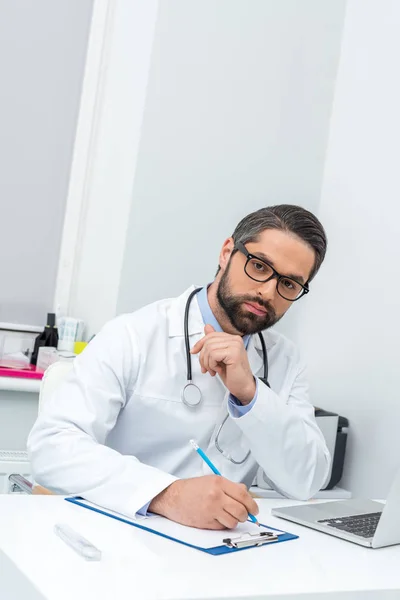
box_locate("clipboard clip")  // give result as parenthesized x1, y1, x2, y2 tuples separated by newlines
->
(223, 531, 278, 549)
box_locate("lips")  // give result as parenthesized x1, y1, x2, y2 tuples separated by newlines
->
(243, 302, 267, 316)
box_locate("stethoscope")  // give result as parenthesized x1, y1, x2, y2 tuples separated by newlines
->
(181, 287, 270, 464)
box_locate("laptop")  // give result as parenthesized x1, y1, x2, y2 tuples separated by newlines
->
(271, 470, 400, 548)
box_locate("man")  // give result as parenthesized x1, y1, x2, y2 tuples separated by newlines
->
(28, 204, 330, 530)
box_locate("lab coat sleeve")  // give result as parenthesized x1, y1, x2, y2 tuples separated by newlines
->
(27, 317, 177, 518)
(228, 357, 330, 500)
(228, 378, 259, 416)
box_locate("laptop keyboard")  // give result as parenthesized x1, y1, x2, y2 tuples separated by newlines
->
(317, 512, 382, 538)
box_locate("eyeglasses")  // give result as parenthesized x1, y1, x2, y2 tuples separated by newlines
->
(235, 242, 309, 302)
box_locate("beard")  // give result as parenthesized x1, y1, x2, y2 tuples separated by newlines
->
(216, 260, 283, 335)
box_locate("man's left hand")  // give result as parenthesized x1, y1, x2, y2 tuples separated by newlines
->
(191, 325, 256, 404)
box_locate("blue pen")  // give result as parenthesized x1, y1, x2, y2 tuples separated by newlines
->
(189, 439, 259, 525)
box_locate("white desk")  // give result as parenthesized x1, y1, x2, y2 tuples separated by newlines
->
(1, 496, 400, 600)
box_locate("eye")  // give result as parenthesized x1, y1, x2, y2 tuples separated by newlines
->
(253, 261, 266, 272)
(281, 278, 295, 290)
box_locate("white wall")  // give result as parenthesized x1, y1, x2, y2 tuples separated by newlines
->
(0, 391, 37, 450)
(45, 0, 400, 498)
(116, 0, 346, 314)
(295, 0, 400, 497)
(0, 1, 93, 325)
(56, 0, 160, 337)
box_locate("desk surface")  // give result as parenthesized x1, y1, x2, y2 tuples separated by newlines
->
(1, 495, 400, 600)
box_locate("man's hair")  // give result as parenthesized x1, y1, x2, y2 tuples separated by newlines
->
(221, 204, 327, 282)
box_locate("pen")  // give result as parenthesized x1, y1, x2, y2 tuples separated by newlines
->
(54, 523, 102, 561)
(189, 439, 259, 526)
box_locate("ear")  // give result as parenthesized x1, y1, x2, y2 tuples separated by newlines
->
(218, 237, 235, 271)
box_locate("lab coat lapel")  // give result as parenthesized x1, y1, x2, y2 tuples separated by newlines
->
(167, 285, 204, 338)
(246, 334, 264, 378)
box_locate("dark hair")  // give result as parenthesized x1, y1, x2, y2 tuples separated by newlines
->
(222, 204, 327, 282)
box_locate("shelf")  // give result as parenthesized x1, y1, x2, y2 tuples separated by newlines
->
(250, 485, 352, 500)
(0, 377, 40, 393)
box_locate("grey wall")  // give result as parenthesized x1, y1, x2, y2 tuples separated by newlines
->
(0, 1, 93, 325)
(117, 0, 346, 315)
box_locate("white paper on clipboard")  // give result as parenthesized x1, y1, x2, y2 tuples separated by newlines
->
(73, 498, 285, 549)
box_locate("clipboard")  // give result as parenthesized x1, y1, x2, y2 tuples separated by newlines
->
(65, 497, 298, 555)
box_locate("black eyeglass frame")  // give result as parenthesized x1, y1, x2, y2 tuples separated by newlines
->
(234, 241, 310, 302)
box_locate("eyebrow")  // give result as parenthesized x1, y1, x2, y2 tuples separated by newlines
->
(251, 251, 306, 285)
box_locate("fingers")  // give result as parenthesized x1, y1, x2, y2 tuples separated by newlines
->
(191, 334, 219, 356)
(206, 477, 249, 529)
(210, 519, 227, 530)
(190, 337, 205, 355)
(191, 332, 245, 378)
(191, 330, 240, 355)
(221, 480, 259, 517)
(193, 338, 229, 374)
(222, 497, 249, 524)
(216, 510, 240, 530)
(216, 498, 251, 529)
(190, 325, 217, 355)
(204, 350, 228, 376)
(204, 324, 215, 335)
(199, 337, 241, 375)
(200, 342, 230, 376)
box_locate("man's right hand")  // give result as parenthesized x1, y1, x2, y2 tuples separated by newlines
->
(148, 475, 259, 530)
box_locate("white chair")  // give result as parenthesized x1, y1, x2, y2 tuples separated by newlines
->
(7, 361, 73, 494)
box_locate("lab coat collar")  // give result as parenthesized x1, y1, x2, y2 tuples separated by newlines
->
(168, 286, 278, 353)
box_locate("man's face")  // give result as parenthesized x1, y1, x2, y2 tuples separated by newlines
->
(216, 229, 316, 335)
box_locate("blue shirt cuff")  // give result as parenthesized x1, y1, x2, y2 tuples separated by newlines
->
(228, 378, 258, 417)
(136, 500, 151, 516)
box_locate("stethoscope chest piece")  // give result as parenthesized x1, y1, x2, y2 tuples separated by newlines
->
(181, 381, 202, 408)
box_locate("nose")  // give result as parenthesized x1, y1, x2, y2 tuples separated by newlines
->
(255, 276, 278, 302)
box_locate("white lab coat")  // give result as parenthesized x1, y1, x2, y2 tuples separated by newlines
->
(28, 286, 330, 518)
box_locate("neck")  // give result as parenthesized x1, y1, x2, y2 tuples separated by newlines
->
(207, 281, 242, 336)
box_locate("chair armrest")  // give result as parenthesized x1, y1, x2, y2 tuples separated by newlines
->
(8, 474, 33, 494)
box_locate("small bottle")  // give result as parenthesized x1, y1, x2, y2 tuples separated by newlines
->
(31, 313, 59, 366)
